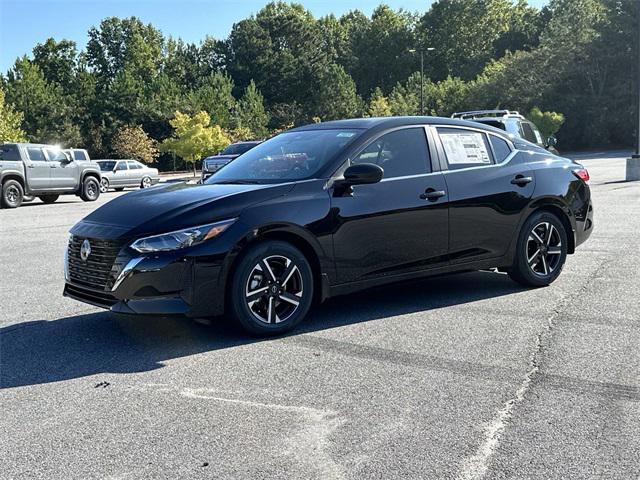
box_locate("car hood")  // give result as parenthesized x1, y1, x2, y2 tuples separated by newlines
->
(71, 181, 294, 240)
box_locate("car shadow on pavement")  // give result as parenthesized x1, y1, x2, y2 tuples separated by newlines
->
(0, 271, 524, 389)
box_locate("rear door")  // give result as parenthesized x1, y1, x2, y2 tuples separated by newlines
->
(432, 125, 535, 264)
(331, 126, 449, 284)
(127, 161, 143, 187)
(24, 146, 51, 190)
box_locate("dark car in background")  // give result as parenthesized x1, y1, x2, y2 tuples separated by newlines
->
(451, 110, 559, 154)
(201, 141, 262, 182)
(63, 116, 592, 336)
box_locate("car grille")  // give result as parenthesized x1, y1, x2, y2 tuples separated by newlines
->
(64, 283, 118, 309)
(67, 236, 121, 291)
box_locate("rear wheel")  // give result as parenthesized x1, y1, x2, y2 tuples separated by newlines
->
(508, 211, 568, 287)
(229, 241, 314, 336)
(141, 176, 152, 189)
(38, 194, 59, 204)
(2, 180, 24, 208)
(99, 177, 109, 193)
(80, 176, 100, 202)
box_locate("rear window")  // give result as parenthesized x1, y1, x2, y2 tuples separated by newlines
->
(221, 143, 258, 155)
(0, 144, 20, 161)
(520, 122, 540, 144)
(127, 161, 143, 169)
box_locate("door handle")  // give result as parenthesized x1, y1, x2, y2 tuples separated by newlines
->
(511, 175, 533, 186)
(50, 164, 58, 168)
(27, 164, 35, 168)
(420, 188, 446, 200)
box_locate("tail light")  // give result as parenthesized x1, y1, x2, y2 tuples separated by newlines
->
(572, 168, 590, 183)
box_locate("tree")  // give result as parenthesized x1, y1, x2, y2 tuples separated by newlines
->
(0, 86, 27, 142)
(233, 80, 269, 138)
(313, 64, 362, 121)
(161, 111, 230, 176)
(186, 73, 235, 127)
(112, 125, 159, 163)
(368, 87, 392, 117)
(32, 38, 78, 93)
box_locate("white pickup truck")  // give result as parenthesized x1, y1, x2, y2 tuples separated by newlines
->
(0, 143, 102, 208)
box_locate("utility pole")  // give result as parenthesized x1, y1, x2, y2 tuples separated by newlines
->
(409, 47, 435, 117)
(626, 0, 640, 181)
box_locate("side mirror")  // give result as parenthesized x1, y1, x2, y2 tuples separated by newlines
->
(334, 163, 383, 195)
(61, 152, 73, 164)
(546, 135, 558, 148)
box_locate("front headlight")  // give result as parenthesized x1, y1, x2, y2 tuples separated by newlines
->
(130, 218, 237, 253)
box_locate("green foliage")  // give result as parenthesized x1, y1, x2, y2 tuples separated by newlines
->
(313, 64, 362, 121)
(233, 80, 269, 138)
(161, 111, 230, 175)
(528, 107, 565, 139)
(0, 86, 27, 142)
(112, 125, 159, 163)
(368, 88, 392, 117)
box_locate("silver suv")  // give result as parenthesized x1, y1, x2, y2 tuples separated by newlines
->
(0, 143, 102, 208)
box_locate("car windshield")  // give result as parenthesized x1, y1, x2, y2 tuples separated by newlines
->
(221, 143, 258, 156)
(98, 161, 116, 171)
(205, 129, 361, 184)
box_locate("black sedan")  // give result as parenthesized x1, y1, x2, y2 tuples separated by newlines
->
(63, 117, 593, 335)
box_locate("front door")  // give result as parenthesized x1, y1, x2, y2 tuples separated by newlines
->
(112, 161, 129, 186)
(331, 127, 449, 284)
(44, 147, 77, 190)
(24, 146, 51, 191)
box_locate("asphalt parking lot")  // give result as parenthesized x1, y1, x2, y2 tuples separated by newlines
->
(1, 153, 638, 479)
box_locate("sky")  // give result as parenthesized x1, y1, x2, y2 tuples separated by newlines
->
(0, 0, 549, 73)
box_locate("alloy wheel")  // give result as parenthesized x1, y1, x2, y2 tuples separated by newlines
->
(526, 222, 563, 276)
(245, 255, 304, 324)
(142, 177, 152, 188)
(6, 185, 20, 205)
(100, 178, 109, 193)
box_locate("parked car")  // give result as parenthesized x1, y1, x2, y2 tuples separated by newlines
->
(0, 143, 101, 208)
(451, 110, 559, 154)
(201, 141, 262, 182)
(96, 159, 159, 193)
(63, 116, 593, 336)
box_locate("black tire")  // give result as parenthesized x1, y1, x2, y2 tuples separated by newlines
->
(38, 194, 59, 204)
(80, 176, 100, 202)
(2, 179, 24, 208)
(140, 176, 152, 189)
(508, 211, 568, 287)
(99, 177, 109, 193)
(115, 187, 125, 192)
(229, 240, 314, 336)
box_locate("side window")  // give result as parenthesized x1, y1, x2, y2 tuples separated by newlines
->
(73, 150, 87, 161)
(352, 128, 430, 178)
(0, 144, 20, 161)
(127, 161, 142, 169)
(489, 135, 512, 163)
(437, 128, 494, 170)
(44, 148, 67, 162)
(115, 161, 128, 171)
(520, 122, 540, 144)
(27, 147, 46, 162)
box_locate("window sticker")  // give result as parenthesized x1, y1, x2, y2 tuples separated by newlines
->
(440, 132, 491, 164)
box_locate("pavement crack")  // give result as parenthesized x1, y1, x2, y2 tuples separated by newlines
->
(457, 257, 611, 480)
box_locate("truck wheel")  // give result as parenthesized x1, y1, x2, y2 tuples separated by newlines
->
(99, 177, 109, 193)
(38, 195, 59, 204)
(2, 179, 24, 208)
(80, 176, 100, 202)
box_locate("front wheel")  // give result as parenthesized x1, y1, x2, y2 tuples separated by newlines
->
(38, 194, 59, 204)
(99, 177, 109, 193)
(508, 211, 568, 287)
(1, 179, 24, 208)
(80, 177, 100, 202)
(229, 241, 314, 336)
(140, 176, 152, 189)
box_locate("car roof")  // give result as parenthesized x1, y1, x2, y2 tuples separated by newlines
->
(289, 116, 502, 132)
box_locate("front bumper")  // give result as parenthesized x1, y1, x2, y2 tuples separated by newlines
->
(64, 245, 226, 317)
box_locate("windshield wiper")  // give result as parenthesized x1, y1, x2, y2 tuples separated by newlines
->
(211, 179, 263, 185)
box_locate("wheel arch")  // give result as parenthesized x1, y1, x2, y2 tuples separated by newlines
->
(80, 170, 101, 188)
(222, 224, 328, 311)
(523, 197, 576, 254)
(1, 173, 26, 190)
